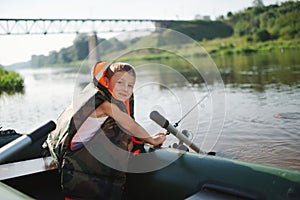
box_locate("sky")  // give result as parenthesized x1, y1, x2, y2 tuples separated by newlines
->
(0, 0, 286, 66)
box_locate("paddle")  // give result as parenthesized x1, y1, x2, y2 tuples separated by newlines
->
(0, 121, 56, 164)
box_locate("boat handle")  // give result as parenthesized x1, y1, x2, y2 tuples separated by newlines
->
(0, 121, 56, 164)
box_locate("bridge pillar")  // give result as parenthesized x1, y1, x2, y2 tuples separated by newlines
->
(154, 21, 168, 32)
(88, 32, 100, 66)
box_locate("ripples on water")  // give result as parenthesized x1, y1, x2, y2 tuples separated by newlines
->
(216, 87, 300, 171)
(0, 63, 299, 171)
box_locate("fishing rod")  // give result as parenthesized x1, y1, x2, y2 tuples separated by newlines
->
(150, 111, 203, 153)
(174, 93, 209, 128)
(150, 93, 213, 154)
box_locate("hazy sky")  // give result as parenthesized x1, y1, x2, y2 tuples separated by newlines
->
(0, 0, 285, 65)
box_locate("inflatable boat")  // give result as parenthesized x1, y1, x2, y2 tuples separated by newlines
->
(0, 117, 300, 200)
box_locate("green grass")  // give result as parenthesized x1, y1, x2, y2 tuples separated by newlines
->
(201, 37, 300, 56)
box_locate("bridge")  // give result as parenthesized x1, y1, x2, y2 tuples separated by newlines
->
(0, 18, 172, 35)
(0, 18, 173, 64)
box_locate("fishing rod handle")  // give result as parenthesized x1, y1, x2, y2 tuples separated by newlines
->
(150, 111, 202, 154)
(150, 111, 169, 128)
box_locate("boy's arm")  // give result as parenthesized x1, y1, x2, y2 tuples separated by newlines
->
(99, 101, 165, 146)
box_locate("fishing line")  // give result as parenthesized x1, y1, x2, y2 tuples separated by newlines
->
(174, 93, 209, 128)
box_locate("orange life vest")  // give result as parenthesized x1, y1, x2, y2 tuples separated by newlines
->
(93, 61, 144, 154)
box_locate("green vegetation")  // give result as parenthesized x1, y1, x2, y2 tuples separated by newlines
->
(0, 66, 24, 94)
(201, 37, 300, 56)
(162, 20, 233, 41)
(226, 1, 300, 41)
(202, 1, 300, 55)
(30, 33, 90, 68)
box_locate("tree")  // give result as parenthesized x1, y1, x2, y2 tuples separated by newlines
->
(31, 55, 45, 67)
(73, 33, 89, 60)
(46, 51, 58, 65)
(255, 29, 271, 41)
(253, 0, 264, 7)
(58, 47, 74, 64)
(227, 12, 233, 18)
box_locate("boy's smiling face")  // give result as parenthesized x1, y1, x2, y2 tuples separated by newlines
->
(106, 71, 136, 102)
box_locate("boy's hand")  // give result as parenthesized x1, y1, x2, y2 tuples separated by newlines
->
(151, 132, 166, 146)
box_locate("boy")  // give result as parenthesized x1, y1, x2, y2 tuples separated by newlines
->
(60, 62, 165, 199)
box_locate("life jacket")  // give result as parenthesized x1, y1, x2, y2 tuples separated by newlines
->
(93, 61, 144, 155)
(44, 61, 143, 169)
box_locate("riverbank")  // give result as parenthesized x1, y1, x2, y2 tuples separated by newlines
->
(4, 34, 300, 71)
(202, 37, 300, 55)
(106, 37, 300, 69)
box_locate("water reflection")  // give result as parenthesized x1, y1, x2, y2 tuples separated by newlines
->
(214, 50, 300, 91)
(137, 49, 300, 92)
(0, 89, 24, 96)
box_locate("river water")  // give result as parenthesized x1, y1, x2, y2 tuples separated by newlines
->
(0, 50, 300, 171)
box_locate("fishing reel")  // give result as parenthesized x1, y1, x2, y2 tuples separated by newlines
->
(168, 130, 191, 152)
(150, 111, 202, 154)
(151, 94, 209, 153)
